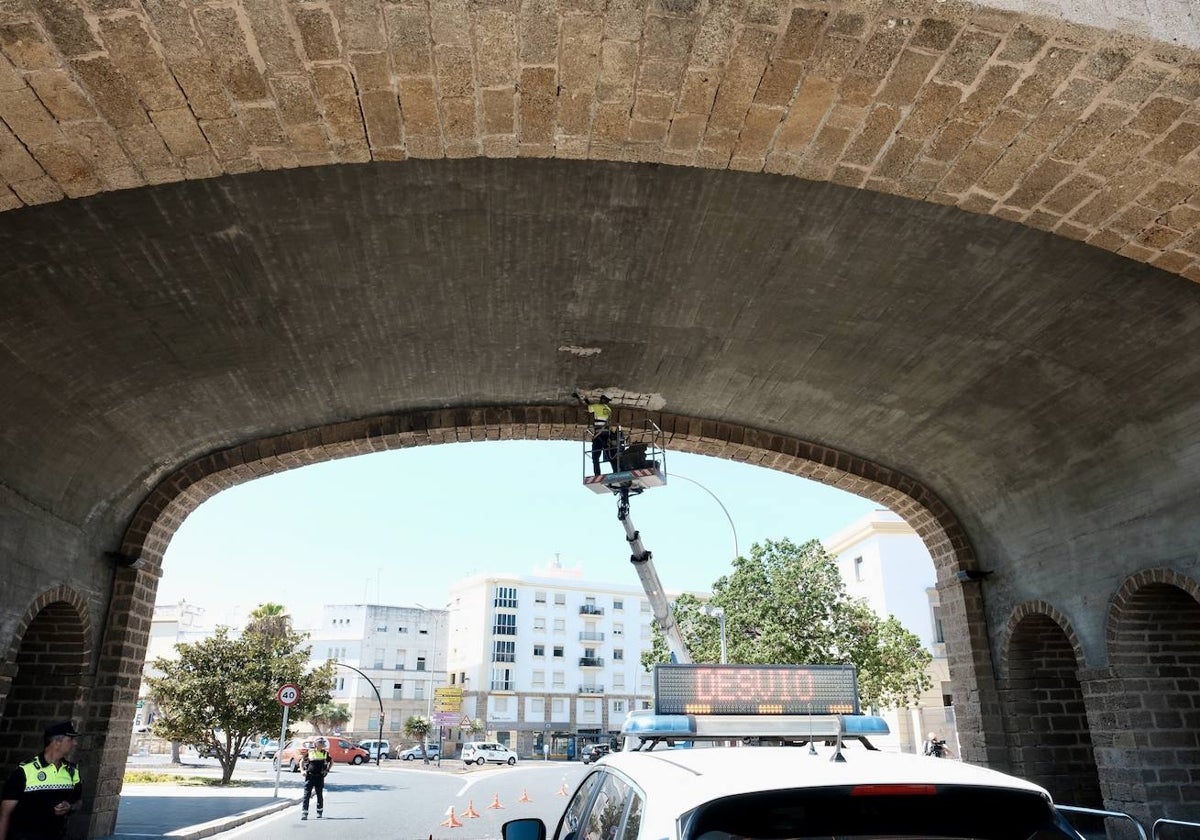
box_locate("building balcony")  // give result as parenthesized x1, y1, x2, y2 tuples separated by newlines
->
(491, 680, 514, 691)
(579, 605, 605, 616)
(492, 653, 516, 663)
(578, 631, 605, 641)
(578, 685, 605, 694)
(579, 657, 605, 668)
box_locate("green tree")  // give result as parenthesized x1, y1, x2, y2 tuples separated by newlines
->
(641, 538, 932, 709)
(246, 602, 291, 639)
(148, 619, 334, 784)
(404, 715, 433, 761)
(307, 701, 351, 735)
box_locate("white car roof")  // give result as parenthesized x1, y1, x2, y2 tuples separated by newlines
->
(600, 744, 1052, 819)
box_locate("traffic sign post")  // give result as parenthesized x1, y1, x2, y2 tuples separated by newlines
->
(273, 684, 299, 798)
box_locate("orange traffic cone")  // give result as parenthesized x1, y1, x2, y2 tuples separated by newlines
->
(488, 793, 505, 809)
(463, 800, 481, 818)
(441, 807, 464, 828)
(519, 788, 532, 803)
(556, 781, 569, 797)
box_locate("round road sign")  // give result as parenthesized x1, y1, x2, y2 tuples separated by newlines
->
(277, 683, 300, 706)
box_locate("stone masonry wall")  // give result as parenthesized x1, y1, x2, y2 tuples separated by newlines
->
(1, 1, 1200, 282)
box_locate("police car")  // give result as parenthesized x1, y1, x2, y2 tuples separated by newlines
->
(500, 664, 1087, 840)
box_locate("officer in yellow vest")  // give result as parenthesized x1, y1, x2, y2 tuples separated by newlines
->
(0, 721, 82, 840)
(300, 738, 330, 820)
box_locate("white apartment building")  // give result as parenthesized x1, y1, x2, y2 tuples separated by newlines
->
(445, 561, 675, 759)
(307, 604, 448, 742)
(824, 509, 959, 756)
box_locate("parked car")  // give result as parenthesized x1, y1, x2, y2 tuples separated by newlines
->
(398, 743, 440, 761)
(274, 737, 369, 772)
(261, 739, 280, 759)
(462, 741, 518, 766)
(239, 741, 265, 759)
(581, 743, 611, 764)
(359, 739, 393, 760)
(193, 742, 219, 759)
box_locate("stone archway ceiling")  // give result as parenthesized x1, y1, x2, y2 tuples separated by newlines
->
(1, 1, 1200, 283)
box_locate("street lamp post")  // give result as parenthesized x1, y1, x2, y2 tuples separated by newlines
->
(333, 662, 384, 766)
(701, 605, 727, 663)
(416, 602, 449, 763)
(675, 473, 736, 665)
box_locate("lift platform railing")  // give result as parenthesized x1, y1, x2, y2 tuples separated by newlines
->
(580, 418, 668, 489)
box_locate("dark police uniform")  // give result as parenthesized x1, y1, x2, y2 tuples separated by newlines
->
(301, 746, 330, 819)
(0, 755, 82, 840)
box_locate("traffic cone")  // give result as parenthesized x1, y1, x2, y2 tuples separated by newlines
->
(441, 807, 464, 828)
(463, 800, 481, 819)
(519, 788, 532, 803)
(556, 781, 569, 797)
(488, 793, 505, 809)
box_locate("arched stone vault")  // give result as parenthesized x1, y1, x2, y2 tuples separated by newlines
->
(3, 0, 1200, 281)
(2, 0, 1200, 834)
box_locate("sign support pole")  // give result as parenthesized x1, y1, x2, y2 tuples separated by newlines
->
(273, 704, 289, 799)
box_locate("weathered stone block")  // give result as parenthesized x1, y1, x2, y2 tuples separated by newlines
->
(70, 56, 147, 129)
(386, 6, 434, 77)
(293, 6, 341, 62)
(398, 77, 441, 137)
(936, 30, 1000, 86)
(843, 104, 899, 166)
(0, 86, 60, 146)
(150, 107, 211, 158)
(360, 90, 404, 148)
(481, 87, 515, 135)
(0, 21, 59, 70)
(519, 65, 556, 144)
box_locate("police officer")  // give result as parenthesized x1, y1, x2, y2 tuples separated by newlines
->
(300, 738, 330, 820)
(0, 721, 83, 840)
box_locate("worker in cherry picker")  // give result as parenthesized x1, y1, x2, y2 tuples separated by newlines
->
(574, 392, 619, 476)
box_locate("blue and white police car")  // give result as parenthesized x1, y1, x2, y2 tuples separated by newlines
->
(501, 664, 1090, 840)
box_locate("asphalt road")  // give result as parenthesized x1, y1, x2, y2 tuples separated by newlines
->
(119, 756, 587, 840)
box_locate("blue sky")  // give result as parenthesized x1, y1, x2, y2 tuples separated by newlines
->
(159, 440, 879, 629)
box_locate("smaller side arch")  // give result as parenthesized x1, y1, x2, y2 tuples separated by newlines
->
(0, 586, 93, 772)
(1093, 568, 1200, 823)
(997, 601, 1100, 809)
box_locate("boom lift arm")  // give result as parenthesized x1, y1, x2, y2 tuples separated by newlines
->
(617, 486, 693, 665)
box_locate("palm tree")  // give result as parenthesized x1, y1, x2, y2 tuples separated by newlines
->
(308, 702, 350, 736)
(246, 603, 292, 639)
(404, 715, 433, 762)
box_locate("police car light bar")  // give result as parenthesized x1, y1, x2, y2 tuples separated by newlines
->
(619, 709, 890, 744)
(654, 663, 861, 716)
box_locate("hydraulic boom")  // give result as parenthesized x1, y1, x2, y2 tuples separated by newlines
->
(617, 486, 692, 665)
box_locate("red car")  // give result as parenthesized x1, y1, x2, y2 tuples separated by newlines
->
(274, 738, 369, 771)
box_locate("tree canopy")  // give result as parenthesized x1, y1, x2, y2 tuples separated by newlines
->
(148, 611, 334, 783)
(307, 701, 351, 735)
(641, 538, 932, 710)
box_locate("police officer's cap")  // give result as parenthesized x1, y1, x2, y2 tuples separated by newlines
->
(45, 720, 80, 740)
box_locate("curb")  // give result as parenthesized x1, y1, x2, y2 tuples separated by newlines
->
(163, 795, 301, 839)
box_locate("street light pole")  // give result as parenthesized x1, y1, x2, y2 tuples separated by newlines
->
(701, 605, 727, 663)
(674, 473, 736, 664)
(333, 661, 384, 766)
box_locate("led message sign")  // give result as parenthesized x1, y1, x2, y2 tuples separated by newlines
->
(654, 664, 860, 715)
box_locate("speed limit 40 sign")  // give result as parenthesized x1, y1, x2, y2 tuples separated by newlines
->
(277, 683, 300, 707)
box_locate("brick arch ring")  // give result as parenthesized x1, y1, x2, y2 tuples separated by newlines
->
(1105, 567, 1200, 651)
(0, 585, 94, 685)
(996, 599, 1086, 680)
(117, 406, 979, 581)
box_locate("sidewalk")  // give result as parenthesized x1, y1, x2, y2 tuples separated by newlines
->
(104, 757, 301, 839)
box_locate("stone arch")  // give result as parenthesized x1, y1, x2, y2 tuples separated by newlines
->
(0, 586, 92, 772)
(2, 1, 1200, 283)
(1090, 569, 1200, 823)
(997, 600, 1100, 808)
(113, 411, 996, 713)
